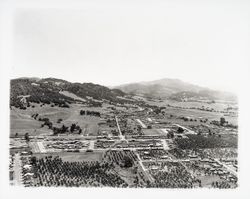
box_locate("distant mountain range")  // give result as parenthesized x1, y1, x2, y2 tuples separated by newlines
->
(115, 78, 236, 102)
(10, 77, 237, 109)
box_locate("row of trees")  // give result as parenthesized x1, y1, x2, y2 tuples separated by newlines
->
(210, 117, 238, 129)
(80, 110, 101, 117)
(52, 123, 82, 135)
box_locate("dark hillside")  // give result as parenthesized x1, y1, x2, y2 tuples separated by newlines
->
(10, 78, 127, 108)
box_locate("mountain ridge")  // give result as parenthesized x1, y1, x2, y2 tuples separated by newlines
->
(10, 77, 237, 109)
(114, 78, 236, 102)
(10, 77, 127, 109)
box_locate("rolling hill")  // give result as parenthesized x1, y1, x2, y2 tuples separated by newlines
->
(11, 77, 237, 109)
(10, 78, 126, 108)
(115, 78, 236, 102)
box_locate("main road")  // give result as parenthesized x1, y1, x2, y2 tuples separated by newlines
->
(135, 152, 154, 183)
(115, 116, 127, 142)
(214, 158, 237, 176)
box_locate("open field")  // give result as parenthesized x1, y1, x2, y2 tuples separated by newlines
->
(10, 111, 45, 136)
(33, 151, 104, 162)
(163, 107, 237, 125)
(59, 91, 86, 102)
(146, 99, 237, 112)
(10, 103, 104, 136)
(143, 129, 164, 136)
(10, 96, 238, 188)
(197, 175, 222, 187)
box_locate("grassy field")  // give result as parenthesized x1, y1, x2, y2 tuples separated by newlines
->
(145, 98, 237, 126)
(143, 129, 165, 136)
(197, 175, 222, 187)
(113, 165, 141, 186)
(163, 107, 237, 125)
(146, 99, 237, 111)
(10, 103, 103, 136)
(34, 151, 104, 162)
(60, 152, 104, 162)
(10, 110, 45, 136)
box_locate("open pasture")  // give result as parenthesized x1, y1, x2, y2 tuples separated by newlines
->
(34, 151, 104, 162)
(10, 103, 102, 136)
(146, 99, 237, 112)
(10, 111, 43, 136)
(60, 151, 104, 162)
(163, 107, 237, 125)
(143, 129, 166, 136)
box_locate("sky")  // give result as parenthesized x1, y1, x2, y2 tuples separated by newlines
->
(10, 0, 250, 93)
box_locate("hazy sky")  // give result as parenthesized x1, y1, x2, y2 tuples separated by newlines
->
(11, 0, 250, 93)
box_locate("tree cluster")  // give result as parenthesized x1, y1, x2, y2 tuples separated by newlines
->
(80, 110, 101, 117)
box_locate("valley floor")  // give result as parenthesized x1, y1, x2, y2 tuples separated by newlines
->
(9, 99, 238, 188)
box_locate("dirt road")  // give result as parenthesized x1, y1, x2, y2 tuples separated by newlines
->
(13, 153, 23, 186)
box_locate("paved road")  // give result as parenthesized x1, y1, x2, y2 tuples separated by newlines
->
(88, 140, 95, 150)
(108, 146, 164, 151)
(161, 139, 169, 150)
(136, 119, 147, 128)
(37, 142, 46, 153)
(135, 152, 154, 182)
(32, 146, 165, 154)
(115, 116, 127, 142)
(141, 158, 202, 163)
(214, 158, 237, 176)
(13, 153, 23, 186)
(174, 124, 196, 134)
